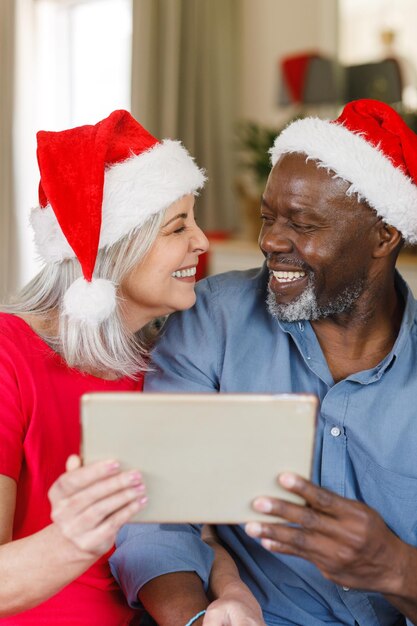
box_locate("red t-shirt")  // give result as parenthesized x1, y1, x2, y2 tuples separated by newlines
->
(0, 313, 143, 625)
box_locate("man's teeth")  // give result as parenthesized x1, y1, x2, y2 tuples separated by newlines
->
(272, 270, 306, 283)
(172, 267, 197, 278)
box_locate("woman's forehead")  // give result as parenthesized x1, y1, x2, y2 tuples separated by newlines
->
(165, 194, 195, 218)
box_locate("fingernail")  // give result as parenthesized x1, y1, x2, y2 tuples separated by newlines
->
(134, 483, 146, 493)
(138, 495, 148, 505)
(262, 538, 276, 551)
(253, 497, 272, 513)
(128, 471, 143, 484)
(106, 461, 121, 472)
(279, 472, 296, 488)
(245, 522, 262, 537)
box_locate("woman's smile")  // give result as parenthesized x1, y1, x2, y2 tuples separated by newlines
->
(171, 265, 197, 281)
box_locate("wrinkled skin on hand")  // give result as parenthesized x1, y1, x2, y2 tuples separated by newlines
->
(49, 455, 147, 558)
(245, 472, 409, 595)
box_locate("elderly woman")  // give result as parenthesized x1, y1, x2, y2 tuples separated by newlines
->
(0, 110, 209, 624)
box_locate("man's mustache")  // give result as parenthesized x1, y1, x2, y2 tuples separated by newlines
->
(266, 255, 310, 273)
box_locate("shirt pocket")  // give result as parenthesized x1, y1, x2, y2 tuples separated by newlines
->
(361, 457, 417, 545)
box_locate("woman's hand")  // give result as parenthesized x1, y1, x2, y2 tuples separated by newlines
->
(204, 581, 265, 626)
(201, 524, 265, 626)
(0, 457, 147, 615)
(48, 455, 147, 558)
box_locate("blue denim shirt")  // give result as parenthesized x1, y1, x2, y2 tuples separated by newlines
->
(111, 265, 417, 626)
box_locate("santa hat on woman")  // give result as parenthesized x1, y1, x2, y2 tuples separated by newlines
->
(270, 98, 417, 244)
(31, 110, 206, 324)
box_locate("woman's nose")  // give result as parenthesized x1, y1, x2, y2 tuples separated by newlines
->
(192, 225, 210, 254)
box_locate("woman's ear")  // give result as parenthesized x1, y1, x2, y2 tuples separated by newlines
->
(372, 221, 403, 258)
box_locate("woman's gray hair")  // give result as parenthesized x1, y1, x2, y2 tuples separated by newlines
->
(3, 210, 167, 379)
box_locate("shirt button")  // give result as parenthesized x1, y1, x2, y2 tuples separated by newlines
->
(330, 426, 341, 437)
(342, 586, 350, 591)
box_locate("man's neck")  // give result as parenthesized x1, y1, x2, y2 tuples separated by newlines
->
(310, 280, 404, 384)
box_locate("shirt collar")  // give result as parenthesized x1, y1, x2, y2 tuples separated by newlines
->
(385, 270, 416, 358)
(271, 269, 416, 385)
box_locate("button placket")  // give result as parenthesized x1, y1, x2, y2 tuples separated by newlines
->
(319, 390, 348, 497)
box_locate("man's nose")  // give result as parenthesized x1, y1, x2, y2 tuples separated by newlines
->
(259, 224, 293, 255)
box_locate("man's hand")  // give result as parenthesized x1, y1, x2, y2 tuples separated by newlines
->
(138, 572, 209, 626)
(245, 472, 409, 595)
(204, 581, 265, 626)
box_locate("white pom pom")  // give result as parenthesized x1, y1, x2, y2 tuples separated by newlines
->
(63, 277, 117, 324)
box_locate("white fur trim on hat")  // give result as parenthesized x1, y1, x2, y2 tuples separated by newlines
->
(270, 117, 417, 244)
(63, 277, 117, 324)
(31, 139, 206, 262)
(30, 200, 75, 261)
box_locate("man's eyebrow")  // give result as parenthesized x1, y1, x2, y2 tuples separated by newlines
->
(162, 212, 188, 227)
(261, 196, 315, 215)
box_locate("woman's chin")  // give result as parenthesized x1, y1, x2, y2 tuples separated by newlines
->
(175, 291, 197, 312)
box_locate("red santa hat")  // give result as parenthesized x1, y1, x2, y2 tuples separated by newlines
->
(270, 99, 417, 244)
(30, 110, 206, 324)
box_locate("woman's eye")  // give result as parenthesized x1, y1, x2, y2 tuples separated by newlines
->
(173, 226, 186, 234)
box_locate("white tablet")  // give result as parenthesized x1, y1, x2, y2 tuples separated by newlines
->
(81, 393, 318, 523)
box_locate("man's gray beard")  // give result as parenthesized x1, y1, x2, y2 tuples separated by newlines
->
(266, 272, 366, 322)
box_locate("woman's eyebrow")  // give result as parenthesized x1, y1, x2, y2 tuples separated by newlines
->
(162, 212, 188, 227)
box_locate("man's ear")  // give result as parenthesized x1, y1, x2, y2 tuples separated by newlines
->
(372, 222, 403, 258)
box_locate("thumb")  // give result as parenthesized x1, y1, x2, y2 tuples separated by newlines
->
(65, 454, 82, 472)
(203, 607, 229, 626)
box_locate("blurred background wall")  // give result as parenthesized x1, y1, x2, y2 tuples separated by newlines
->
(2, 0, 417, 298)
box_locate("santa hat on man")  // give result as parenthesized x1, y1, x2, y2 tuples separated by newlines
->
(31, 110, 206, 324)
(270, 98, 417, 244)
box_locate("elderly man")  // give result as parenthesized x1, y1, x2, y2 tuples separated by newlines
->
(111, 100, 417, 626)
